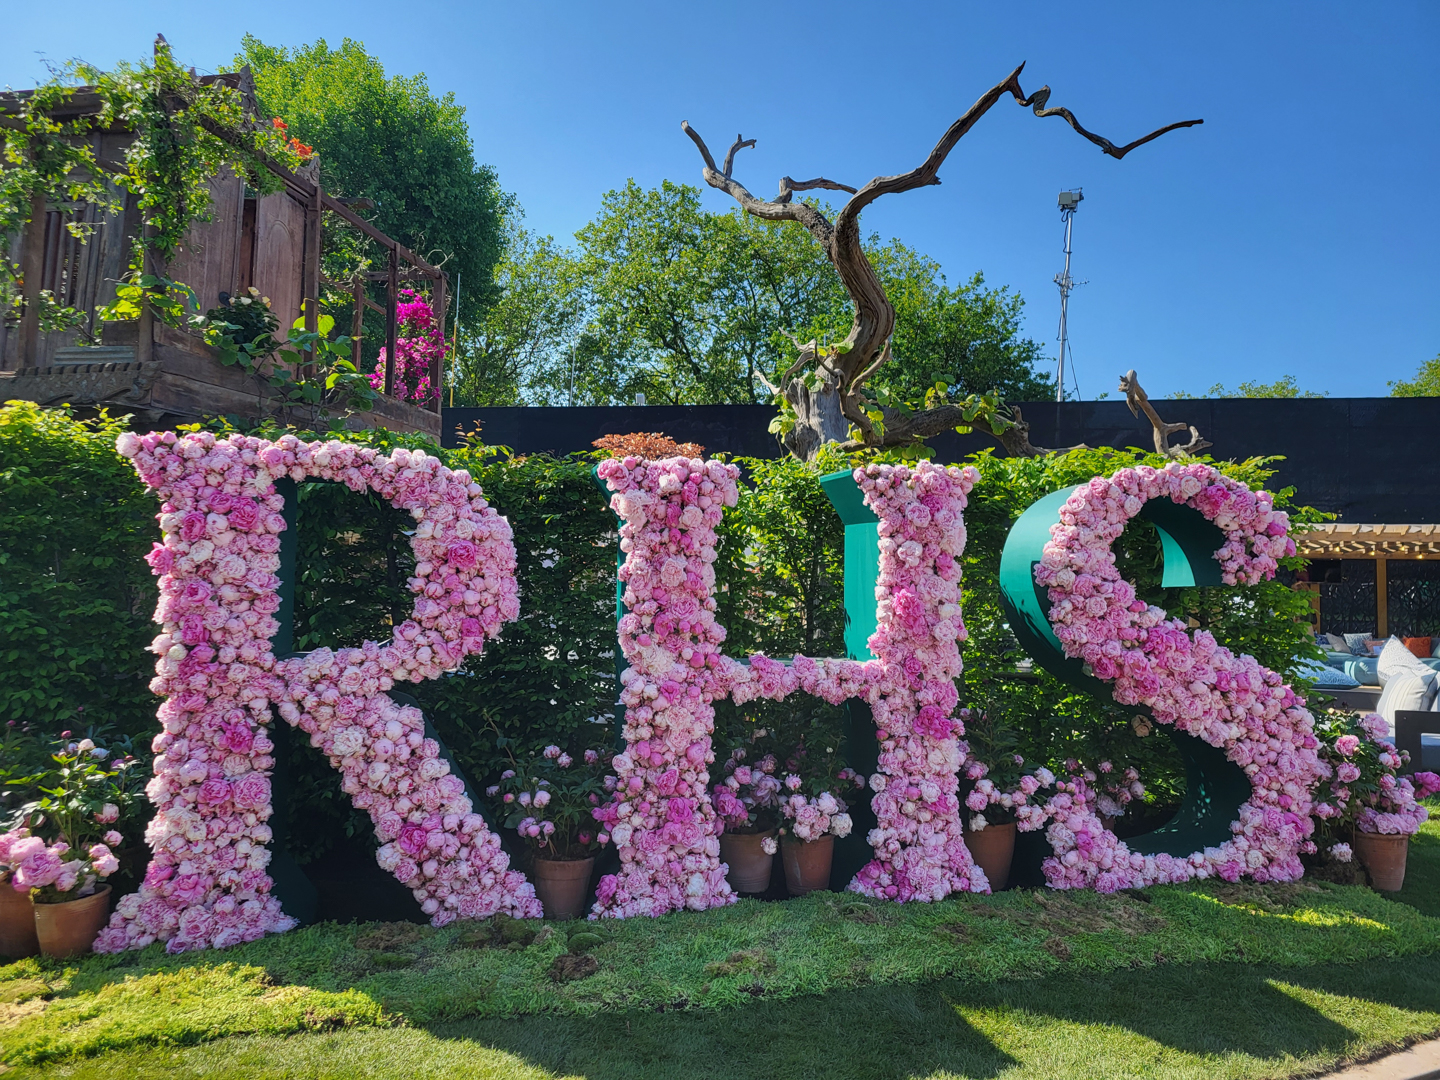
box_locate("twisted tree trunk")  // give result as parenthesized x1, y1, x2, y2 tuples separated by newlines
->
(683, 63, 1202, 460)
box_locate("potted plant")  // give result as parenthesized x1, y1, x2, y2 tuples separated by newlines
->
(491, 744, 613, 920)
(960, 710, 1055, 892)
(711, 746, 783, 894)
(1312, 712, 1440, 890)
(7, 734, 138, 955)
(0, 720, 49, 958)
(0, 827, 40, 958)
(771, 718, 865, 896)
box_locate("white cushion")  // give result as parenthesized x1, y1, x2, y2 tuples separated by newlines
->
(1377, 670, 1438, 725)
(1377, 637, 1430, 687)
(1324, 632, 1350, 653)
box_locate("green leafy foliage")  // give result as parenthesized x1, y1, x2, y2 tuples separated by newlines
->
(237, 36, 510, 325)
(713, 450, 848, 660)
(1390, 353, 1440, 397)
(0, 403, 159, 738)
(1171, 375, 1327, 399)
(452, 181, 1050, 408)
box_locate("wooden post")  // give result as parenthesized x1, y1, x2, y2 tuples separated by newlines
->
(136, 222, 156, 365)
(350, 274, 365, 370)
(18, 192, 46, 368)
(1377, 556, 1389, 639)
(430, 272, 447, 413)
(384, 248, 397, 397)
(302, 177, 322, 379)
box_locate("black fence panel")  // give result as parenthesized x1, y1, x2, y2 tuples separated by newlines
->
(442, 398, 1440, 524)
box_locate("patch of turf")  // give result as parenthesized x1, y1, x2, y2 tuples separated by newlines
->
(12, 954, 1440, 1079)
(3, 874, 1438, 1069)
(1392, 797, 1440, 918)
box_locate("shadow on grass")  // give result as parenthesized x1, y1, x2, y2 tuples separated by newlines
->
(1393, 818, 1440, 918)
(428, 954, 1440, 1080)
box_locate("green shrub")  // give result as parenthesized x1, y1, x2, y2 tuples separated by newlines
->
(0, 402, 158, 736)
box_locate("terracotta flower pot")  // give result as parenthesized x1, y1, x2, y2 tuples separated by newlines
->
(963, 821, 1016, 892)
(1353, 831, 1409, 891)
(0, 883, 40, 959)
(781, 834, 834, 896)
(720, 829, 776, 893)
(532, 856, 595, 920)
(33, 885, 111, 958)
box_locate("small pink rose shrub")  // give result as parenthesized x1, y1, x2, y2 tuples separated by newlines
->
(369, 289, 443, 404)
(490, 744, 615, 858)
(1312, 710, 1440, 843)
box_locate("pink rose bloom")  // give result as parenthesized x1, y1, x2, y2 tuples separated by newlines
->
(227, 500, 260, 530)
(180, 511, 208, 542)
(96, 803, 120, 824)
(103, 830, 124, 846)
(397, 823, 429, 858)
(219, 722, 254, 755)
(89, 844, 120, 877)
(447, 541, 478, 569)
(145, 543, 175, 574)
(199, 778, 233, 805)
(1335, 735, 1361, 757)
(231, 773, 271, 810)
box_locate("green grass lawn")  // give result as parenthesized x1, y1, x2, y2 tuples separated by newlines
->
(6, 809, 1440, 1078)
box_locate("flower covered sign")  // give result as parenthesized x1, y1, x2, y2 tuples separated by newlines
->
(590, 456, 989, 917)
(1000, 462, 1326, 891)
(106, 435, 1325, 950)
(98, 432, 539, 954)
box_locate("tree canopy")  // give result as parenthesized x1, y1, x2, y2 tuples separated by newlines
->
(451, 181, 1050, 407)
(1390, 354, 1440, 397)
(1171, 375, 1325, 399)
(237, 35, 510, 321)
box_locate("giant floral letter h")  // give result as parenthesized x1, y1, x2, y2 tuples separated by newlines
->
(589, 455, 987, 918)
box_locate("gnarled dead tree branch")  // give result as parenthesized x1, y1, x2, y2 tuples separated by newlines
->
(683, 63, 1202, 460)
(1119, 369, 1212, 457)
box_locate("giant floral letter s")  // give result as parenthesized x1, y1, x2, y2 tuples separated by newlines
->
(96, 432, 538, 955)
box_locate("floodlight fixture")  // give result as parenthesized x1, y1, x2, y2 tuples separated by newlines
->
(1057, 190, 1084, 212)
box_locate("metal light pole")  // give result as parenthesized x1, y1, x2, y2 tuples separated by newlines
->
(1055, 189, 1083, 403)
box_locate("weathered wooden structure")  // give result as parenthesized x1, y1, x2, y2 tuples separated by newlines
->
(0, 70, 447, 436)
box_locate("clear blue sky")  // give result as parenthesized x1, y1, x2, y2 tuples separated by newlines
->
(5, 2, 1436, 399)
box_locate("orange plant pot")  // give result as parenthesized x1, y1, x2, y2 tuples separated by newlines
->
(532, 856, 596, 921)
(720, 830, 776, 894)
(963, 822, 1016, 892)
(1353, 832, 1409, 892)
(781, 834, 834, 896)
(0, 883, 40, 959)
(33, 885, 111, 958)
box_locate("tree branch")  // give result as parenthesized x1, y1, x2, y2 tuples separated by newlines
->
(681, 122, 834, 240)
(1118, 369, 1211, 457)
(777, 175, 858, 203)
(722, 135, 755, 178)
(1019, 86, 1203, 159)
